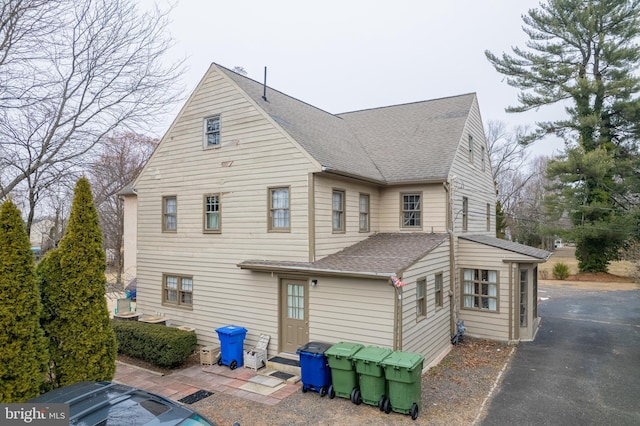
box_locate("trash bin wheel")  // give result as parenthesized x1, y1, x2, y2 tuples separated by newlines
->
(301, 386, 308, 393)
(328, 385, 335, 399)
(230, 360, 238, 370)
(319, 386, 327, 397)
(383, 398, 391, 414)
(378, 396, 387, 411)
(216, 356, 222, 366)
(353, 389, 362, 405)
(410, 403, 419, 420)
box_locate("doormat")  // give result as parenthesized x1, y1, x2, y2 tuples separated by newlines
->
(178, 389, 213, 404)
(270, 371, 294, 381)
(268, 356, 300, 367)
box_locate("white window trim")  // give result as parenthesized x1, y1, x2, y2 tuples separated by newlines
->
(462, 268, 499, 312)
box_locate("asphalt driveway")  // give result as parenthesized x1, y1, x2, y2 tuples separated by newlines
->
(481, 281, 640, 426)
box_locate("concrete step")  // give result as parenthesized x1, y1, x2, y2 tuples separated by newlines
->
(266, 356, 301, 380)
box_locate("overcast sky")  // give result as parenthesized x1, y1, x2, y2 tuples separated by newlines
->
(147, 0, 565, 158)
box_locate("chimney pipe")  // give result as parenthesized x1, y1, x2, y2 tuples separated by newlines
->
(262, 66, 267, 101)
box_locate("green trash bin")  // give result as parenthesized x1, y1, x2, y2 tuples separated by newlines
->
(324, 342, 364, 403)
(352, 346, 393, 409)
(380, 351, 424, 420)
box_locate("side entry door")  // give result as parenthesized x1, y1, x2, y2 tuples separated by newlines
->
(280, 279, 309, 354)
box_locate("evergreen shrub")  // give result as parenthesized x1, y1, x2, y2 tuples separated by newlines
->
(112, 320, 197, 368)
(552, 262, 570, 280)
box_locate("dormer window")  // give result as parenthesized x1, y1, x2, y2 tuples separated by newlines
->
(204, 116, 220, 147)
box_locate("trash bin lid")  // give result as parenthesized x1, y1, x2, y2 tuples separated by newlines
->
(352, 345, 393, 363)
(380, 351, 424, 370)
(296, 341, 332, 355)
(215, 325, 248, 336)
(325, 342, 364, 359)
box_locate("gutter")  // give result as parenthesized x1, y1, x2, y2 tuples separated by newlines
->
(237, 263, 395, 280)
(319, 166, 448, 187)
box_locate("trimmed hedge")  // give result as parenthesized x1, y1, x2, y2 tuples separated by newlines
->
(112, 320, 197, 368)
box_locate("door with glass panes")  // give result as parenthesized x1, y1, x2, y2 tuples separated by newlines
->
(280, 279, 309, 354)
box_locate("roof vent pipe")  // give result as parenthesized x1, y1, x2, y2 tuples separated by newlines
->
(262, 66, 267, 101)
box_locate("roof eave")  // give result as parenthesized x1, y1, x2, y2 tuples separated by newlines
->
(319, 167, 449, 187)
(237, 262, 394, 280)
(319, 166, 386, 186)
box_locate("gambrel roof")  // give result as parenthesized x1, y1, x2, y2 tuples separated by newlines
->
(218, 64, 476, 184)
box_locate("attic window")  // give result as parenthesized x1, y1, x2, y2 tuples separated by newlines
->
(204, 116, 220, 147)
(468, 134, 474, 163)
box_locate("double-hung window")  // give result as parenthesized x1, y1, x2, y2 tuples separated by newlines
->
(462, 197, 469, 232)
(359, 193, 370, 232)
(332, 190, 345, 233)
(204, 116, 221, 147)
(416, 278, 426, 318)
(434, 273, 443, 308)
(163, 274, 193, 307)
(269, 187, 290, 231)
(163, 196, 177, 232)
(401, 193, 421, 228)
(463, 269, 498, 311)
(204, 194, 221, 232)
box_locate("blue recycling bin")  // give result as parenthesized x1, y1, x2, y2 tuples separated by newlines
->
(215, 325, 247, 370)
(297, 341, 332, 396)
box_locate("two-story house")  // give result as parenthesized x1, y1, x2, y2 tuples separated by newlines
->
(122, 63, 550, 369)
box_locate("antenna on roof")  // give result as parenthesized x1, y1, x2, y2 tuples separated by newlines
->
(262, 66, 267, 101)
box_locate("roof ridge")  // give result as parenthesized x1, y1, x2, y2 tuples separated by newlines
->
(213, 62, 342, 120)
(337, 92, 476, 116)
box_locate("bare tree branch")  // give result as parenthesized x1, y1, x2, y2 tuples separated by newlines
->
(0, 0, 184, 204)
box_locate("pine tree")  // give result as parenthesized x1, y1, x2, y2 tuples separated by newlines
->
(0, 200, 48, 402)
(486, 0, 640, 272)
(40, 177, 117, 387)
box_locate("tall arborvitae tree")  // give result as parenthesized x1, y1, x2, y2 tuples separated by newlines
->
(39, 177, 117, 387)
(486, 0, 640, 272)
(0, 200, 48, 401)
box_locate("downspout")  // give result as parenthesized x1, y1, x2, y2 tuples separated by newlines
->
(444, 181, 456, 338)
(514, 264, 520, 341)
(392, 283, 403, 351)
(508, 261, 513, 341)
(308, 173, 315, 262)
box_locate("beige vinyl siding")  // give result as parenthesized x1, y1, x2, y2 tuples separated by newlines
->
(378, 184, 448, 233)
(456, 238, 535, 341)
(314, 175, 380, 258)
(122, 194, 137, 281)
(134, 66, 318, 349)
(308, 277, 395, 347)
(448, 97, 496, 236)
(399, 241, 452, 367)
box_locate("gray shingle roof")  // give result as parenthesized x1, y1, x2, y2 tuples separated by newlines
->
(238, 233, 448, 277)
(338, 96, 475, 182)
(459, 235, 552, 260)
(216, 64, 475, 184)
